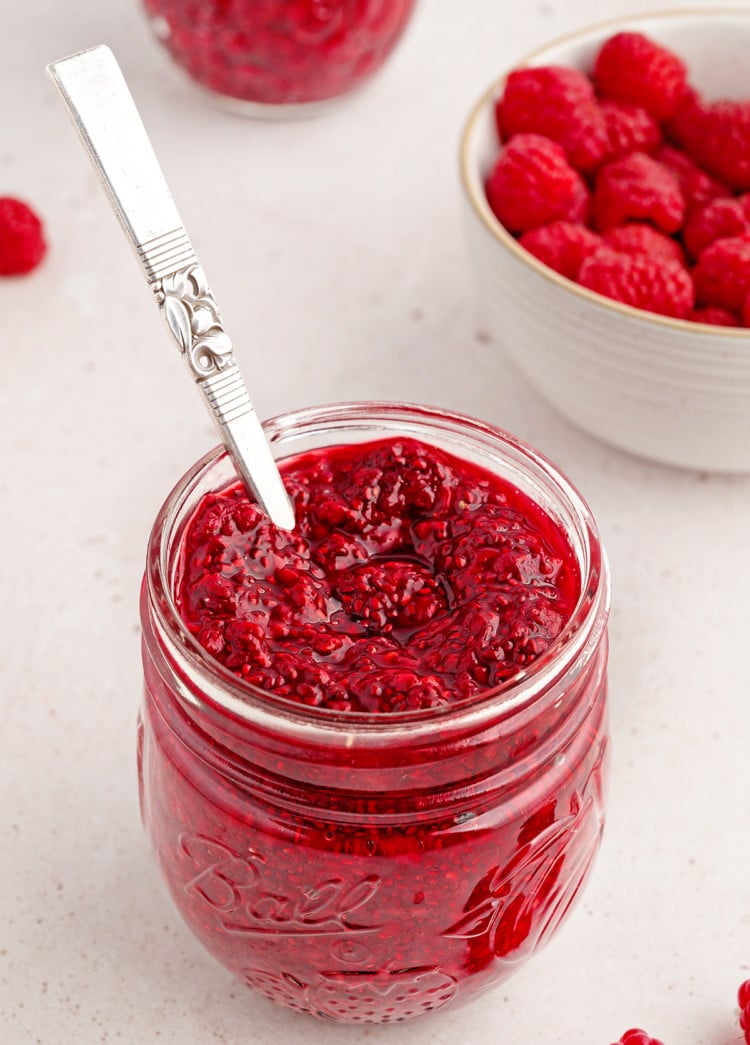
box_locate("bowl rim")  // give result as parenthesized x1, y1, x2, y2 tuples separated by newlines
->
(458, 6, 750, 340)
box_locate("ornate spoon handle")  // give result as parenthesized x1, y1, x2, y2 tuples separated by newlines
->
(47, 45, 296, 531)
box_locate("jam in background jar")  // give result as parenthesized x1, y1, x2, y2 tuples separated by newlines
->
(138, 402, 610, 1023)
(143, 0, 418, 110)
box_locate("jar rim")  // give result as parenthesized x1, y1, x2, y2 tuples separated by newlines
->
(146, 400, 610, 743)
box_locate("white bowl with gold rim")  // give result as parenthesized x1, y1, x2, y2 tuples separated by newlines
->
(459, 8, 750, 472)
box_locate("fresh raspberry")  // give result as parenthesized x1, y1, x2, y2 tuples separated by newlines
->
(604, 223, 685, 266)
(654, 144, 731, 210)
(669, 96, 750, 191)
(486, 133, 589, 234)
(519, 221, 602, 280)
(739, 980, 750, 1043)
(693, 234, 750, 312)
(593, 152, 685, 233)
(682, 195, 750, 259)
(593, 31, 688, 121)
(496, 65, 609, 172)
(689, 305, 739, 327)
(600, 99, 662, 163)
(740, 1007, 750, 1041)
(578, 246, 694, 318)
(610, 1031, 664, 1045)
(0, 197, 46, 275)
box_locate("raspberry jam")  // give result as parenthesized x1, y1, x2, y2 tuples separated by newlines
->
(139, 403, 610, 1022)
(177, 435, 581, 711)
(143, 0, 417, 110)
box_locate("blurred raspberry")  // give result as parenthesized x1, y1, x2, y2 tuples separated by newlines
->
(600, 99, 662, 162)
(689, 305, 739, 327)
(486, 133, 590, 234)
(604, 223, 685, 266)
(654, 144, 731, 210)
(0, 197, 46, 275)
(496, 65, 609, 172)
(683, 195, 750, 259)
(669, 96, 750, 190)
(578, 246, 694, 318)
(744, 293, 750, 328)
(593, 152, 685, 233)
(519, 221, 602, 280)
(694, 234, 750, 312)
(593, 31, 688, 121)
(610, 1031, 664, 1045)
(739, 979, 750, 1042)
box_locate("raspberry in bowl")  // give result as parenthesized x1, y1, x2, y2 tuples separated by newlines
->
(460, 10, 750, 472)
(142, 0, 417, 113)
(139, 401, 610, 1023)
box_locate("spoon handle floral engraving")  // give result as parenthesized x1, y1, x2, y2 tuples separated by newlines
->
(46, 45, 295, 530)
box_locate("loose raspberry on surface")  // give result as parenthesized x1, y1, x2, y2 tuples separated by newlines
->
(604, 223, 685, 266)
(593, 31, 688, 121)
(739, 978, 750, 1044)
(519, 221, 602, 281)
(682, 195, 750, 259)
(670, 97, 750, 191)
(486, 133, 589, 234)
(578, 246, 694, 318)
(654, 144, 731, 210)
(693, 234, 750, 312)
(688, 305, 739, 327)
(593, 152, 685, 233)
(610, 1031, 664, 1045)
(600, 99, 662, 163)
(497, 65, 609, 172)
(0, 197, 46, 276)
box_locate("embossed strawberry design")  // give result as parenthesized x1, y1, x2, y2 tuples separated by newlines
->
(309, 965, 458, 1023)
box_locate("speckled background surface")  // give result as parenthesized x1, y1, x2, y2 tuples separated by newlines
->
(1, 2, 749, 1042)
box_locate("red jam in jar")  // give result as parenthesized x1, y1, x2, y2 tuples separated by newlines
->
(143, 0, 418, 109)
(139, 402, 610, 1023)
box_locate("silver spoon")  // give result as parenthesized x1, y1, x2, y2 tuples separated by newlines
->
(47, 45, 296, 531)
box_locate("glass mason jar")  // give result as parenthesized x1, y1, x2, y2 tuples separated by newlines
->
(142, 0, 418, 114)
(138, 401, 610, 1023)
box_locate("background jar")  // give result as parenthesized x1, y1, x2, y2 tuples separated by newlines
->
(142, 0, 418, 113)
(138, 401, 610, 1023)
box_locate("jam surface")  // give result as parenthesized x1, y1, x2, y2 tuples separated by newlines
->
(145, 0, 417, 105)
(177, 437, 580, 712)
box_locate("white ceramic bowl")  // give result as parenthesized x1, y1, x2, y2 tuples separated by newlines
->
(460, 9, 750, 472)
